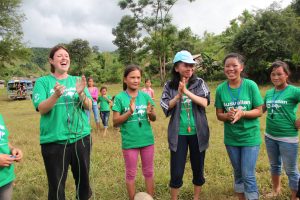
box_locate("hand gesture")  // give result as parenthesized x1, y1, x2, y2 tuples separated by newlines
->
(295, 118, 300, 129)
(226, 108, 237, 122)
(178, 77, 186, 95)
(76, 75, 87, 95)
(231, 109, 244, 124)
(0, 154, 14, 167)
(53, 82, 65, 98)
(147, 101, 154, 115)
(129, 97, 136, 114)
(11, 148, 23, 162)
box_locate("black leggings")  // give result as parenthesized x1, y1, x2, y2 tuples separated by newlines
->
(41, 135, 92, 200)
(170, 134, 206, 188)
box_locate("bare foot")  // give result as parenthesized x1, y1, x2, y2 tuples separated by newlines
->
(265, 191, 281, 199)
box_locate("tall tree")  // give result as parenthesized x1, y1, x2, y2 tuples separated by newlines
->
(118, 0, 196, 84)
(112, 15, 141, 65)
(0, 0, 28, 68)
(228, 4, 299, 82)
(66, 39, 92, 75)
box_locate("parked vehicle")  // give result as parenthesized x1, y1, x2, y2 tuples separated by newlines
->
(7, 79, 33, 100)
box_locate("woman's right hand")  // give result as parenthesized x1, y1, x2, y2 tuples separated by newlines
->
(53, 82, 65, 98)
(0, 154, 14, 167)
(226, 108, 237, 122)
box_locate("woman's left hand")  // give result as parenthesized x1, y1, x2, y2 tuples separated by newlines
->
(76, 75, 87, 95)
(295, 118, 300, 129)
(147, 101, 154, 115)
(231, 109, 244, 124)
(179, 77, 187, 94)
(147, 101, 156, 121)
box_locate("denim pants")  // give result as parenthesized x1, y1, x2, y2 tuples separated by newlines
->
(41, 135, 92, 200)
(226, 145, 260, 200)
(100, 111, 110, 128)
(170, 135, 206, 188)
(0, 182, 13, 200)
(85, 101, 100, 123)
(265, 136, 299, 191)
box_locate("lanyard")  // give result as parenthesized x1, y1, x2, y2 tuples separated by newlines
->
(182, 95, 192, 133)
(227, 79, 243, 109)
(125, 90, 142, 127)
(270, 86, 288, 119)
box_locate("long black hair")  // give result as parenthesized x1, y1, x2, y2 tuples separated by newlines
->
(169, 61, 197, 90)
(123, 64, 142, 90)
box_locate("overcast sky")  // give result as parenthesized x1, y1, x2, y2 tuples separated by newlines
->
(21, 0, 293, 51)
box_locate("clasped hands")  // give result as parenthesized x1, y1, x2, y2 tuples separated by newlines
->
(227, 108, 244, 124)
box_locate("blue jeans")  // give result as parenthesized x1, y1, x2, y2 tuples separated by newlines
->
(85, 102, 100, 123)
(100, 111, 110, 128)
(265, 136, 299, 191)
(226, 145, 260, 200)
(0, 182, 13, 200)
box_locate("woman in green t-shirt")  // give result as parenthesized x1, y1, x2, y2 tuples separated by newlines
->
(32, 45, 93, 200)
(112, 65, 156, 200)
(215, 53, 263, 200)
(0, 114, 23, 200)
(263, 61, 300, 200)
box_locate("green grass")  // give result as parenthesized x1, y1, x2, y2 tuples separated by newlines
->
(0, 82, 297, 200)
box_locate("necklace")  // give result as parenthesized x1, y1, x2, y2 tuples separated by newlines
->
(182, 95, 192, 133)
(125, 90, 142, 127)
(227, 79, 243, 109)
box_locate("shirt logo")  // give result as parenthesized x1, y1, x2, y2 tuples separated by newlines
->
(0, 131, 5, 141)
(33, 93, 40, 103)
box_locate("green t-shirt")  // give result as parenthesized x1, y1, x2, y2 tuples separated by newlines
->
(32, 75, 92, 144)
(97, 95, 112, 112)
(264, 85, 300, 137)
(0, 114, 15, 187)
(112, 91, 155, 149)
(179, 95, 196, 135)
(215, 79, 263, 146)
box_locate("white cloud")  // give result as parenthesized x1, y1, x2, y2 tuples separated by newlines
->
(20, 0, 293, 51)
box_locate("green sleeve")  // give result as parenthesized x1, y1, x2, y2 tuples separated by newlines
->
(147, 94, 155, 106)
(84, 87, 92, 99)
(112, 95, 122, 113)
(214, 85, 223, 109)
(32, 78, 47, 110)
(251, 82, 263, 108)
(295, 87, 300, 102)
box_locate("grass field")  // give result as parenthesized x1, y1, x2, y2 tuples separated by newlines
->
(0, 82, 298, 200)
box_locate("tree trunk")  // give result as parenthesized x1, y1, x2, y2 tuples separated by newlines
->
(159, 56, 163, 86)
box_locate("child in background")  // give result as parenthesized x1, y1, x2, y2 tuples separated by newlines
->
(112, 64, 156, 200)
(87, 77, 101, 132)
(98, 86, 112, 136)
(0, 114, 23, 200)
(142, 79, 154, 100)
